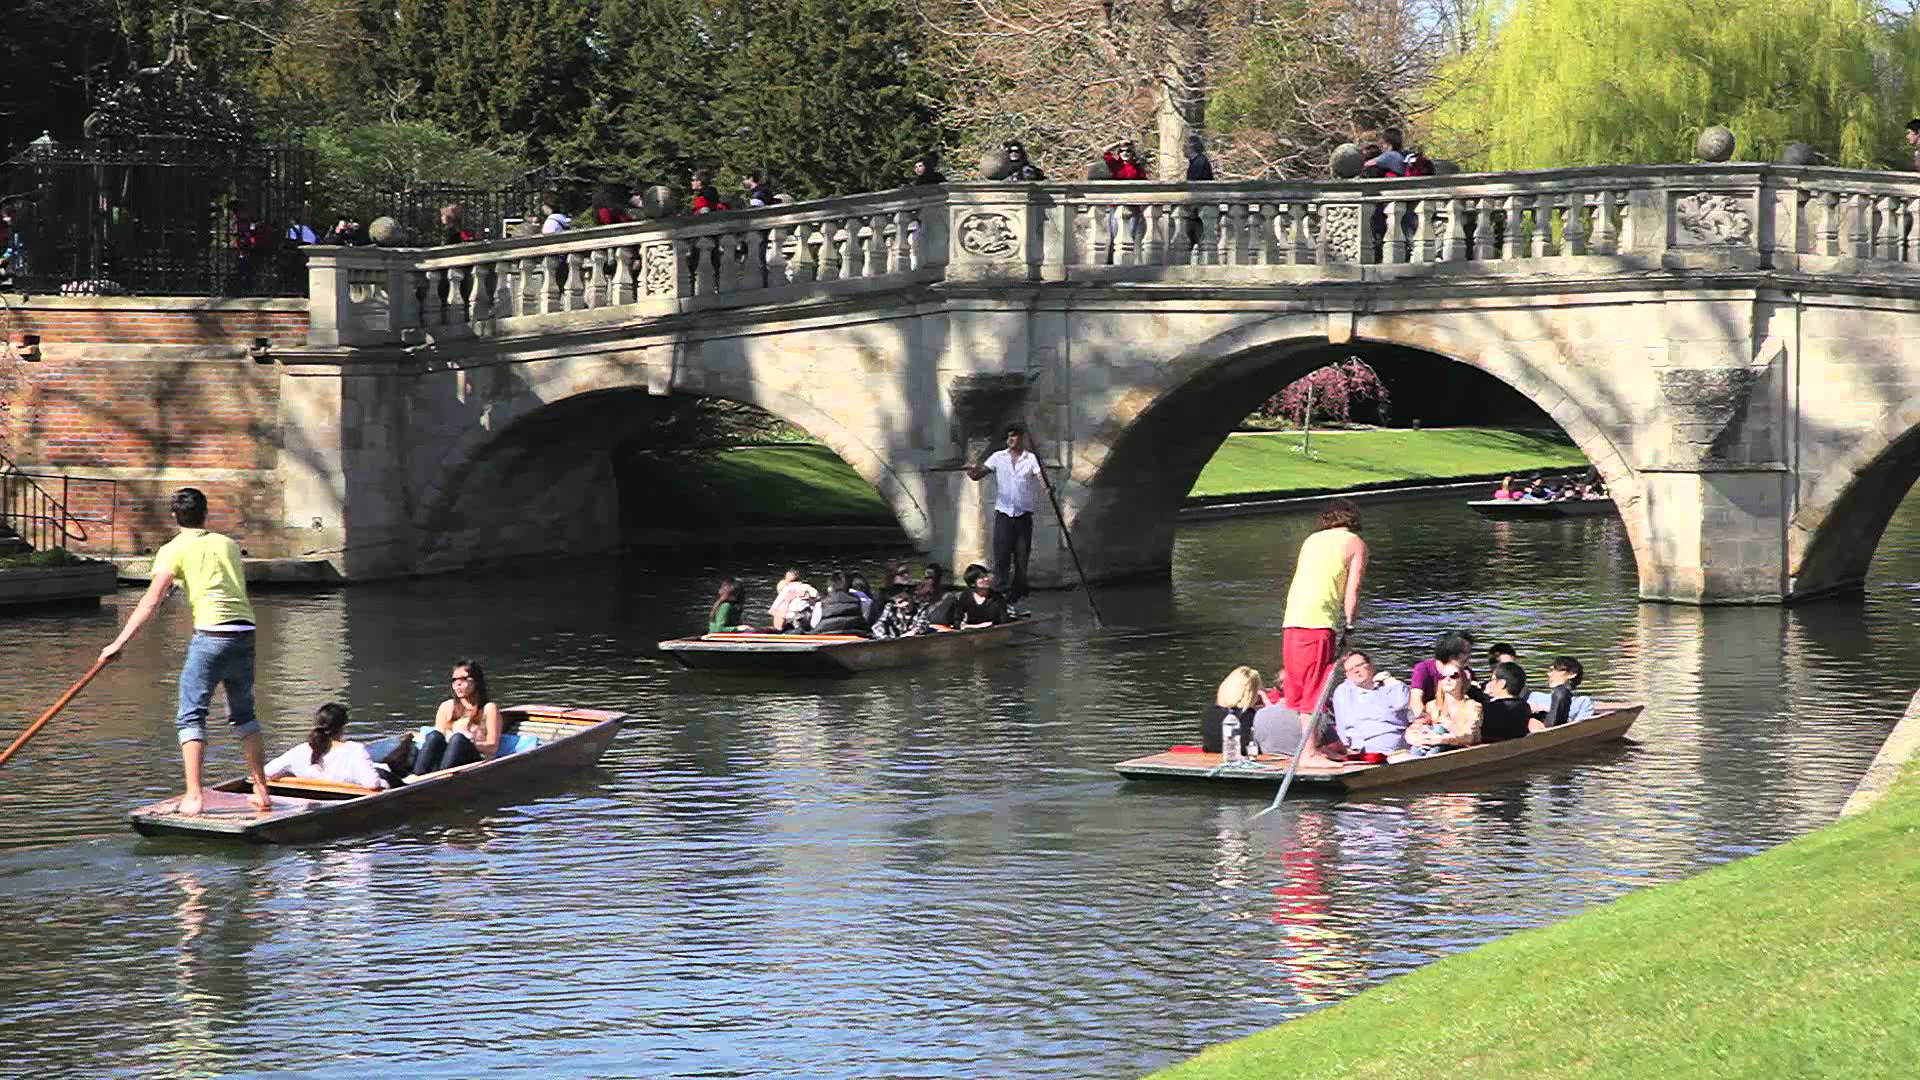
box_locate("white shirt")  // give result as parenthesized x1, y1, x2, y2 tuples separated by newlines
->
(985, 448, 1042, 517)
(541, 213, 572, 234)
(265, 741, 385, 789)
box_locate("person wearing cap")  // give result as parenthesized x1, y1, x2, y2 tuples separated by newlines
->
(99, 488, 271, 816)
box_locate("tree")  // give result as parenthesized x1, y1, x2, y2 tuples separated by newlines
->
(1260, 358, 1391, 426)
(305, 121, 529, 205)
(422, 0, 597, 162)
(1432, 0, 1920, 169)
(557, 0, 724, 186)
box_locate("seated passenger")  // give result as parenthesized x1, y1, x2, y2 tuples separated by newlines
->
(1330, 651, 1412, 754)
(1481, 661, 1533, 742)
(848, 573, 877, 623)
(953, 564, 1009, 627)
(1409, 631, 1475, 717)
(1491, 475, 1516, 501)
(266, 703, 387, 789)
(871, 587, 920, 639)
(413, 660, 502, 775)
(1520, 477, 1549, 501)
(1405, 665, 1482, 755)
(810, 572, 871, 634)
(1527, 655, 1594, 730)
(708, 577, 750, 633)
(1487, 641, 1518, 671)
(1200, 665, 1264, 755)
(769, 570, 818, 631)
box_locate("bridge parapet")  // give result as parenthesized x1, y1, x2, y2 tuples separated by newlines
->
(304, 163, 1920, 350)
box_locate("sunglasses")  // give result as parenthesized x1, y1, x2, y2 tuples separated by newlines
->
(1439, 673, 1462, 682)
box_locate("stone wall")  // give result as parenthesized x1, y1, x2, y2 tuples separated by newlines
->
(0, 296, 306, 558)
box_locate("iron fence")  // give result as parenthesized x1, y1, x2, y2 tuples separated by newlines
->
(0, 468, 118, 559)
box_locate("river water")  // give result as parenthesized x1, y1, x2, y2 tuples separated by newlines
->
(3, 494, 1916, 1078)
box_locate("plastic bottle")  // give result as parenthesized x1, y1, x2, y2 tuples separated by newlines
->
(1222, 714, 1242, 764)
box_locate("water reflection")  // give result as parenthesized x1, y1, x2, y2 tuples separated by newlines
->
(2, 492, 1918, 1077)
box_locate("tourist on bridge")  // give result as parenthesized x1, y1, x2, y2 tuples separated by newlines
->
(1362, 128, 1407, 177)
(1184, 135, 1214, 182)
(966, 422, 1044, 616)
(1906, 119, 1920, 171)
(690, 170, 729, 214)
(1279, 500, 1368, 762)
(441, 202, 476, 245)
(1102, 140, 1147, 180)
(910, 153, 946, 185)
(741, 170, 775, 208)
(1001, 141, 1046, 182)
(99, 488, 271, 817)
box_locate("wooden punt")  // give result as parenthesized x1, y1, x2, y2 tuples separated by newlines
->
(127, 705, 626, 844)
(1468, 497, 1617, 520)
(658, 617, 1057, 676)
(1113, 704, 1641, 793)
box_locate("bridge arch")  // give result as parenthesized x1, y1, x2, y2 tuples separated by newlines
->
(1064, 312, 1649, 586)
(1790, 402, 1920, 599)
(406, 356, 934, 572)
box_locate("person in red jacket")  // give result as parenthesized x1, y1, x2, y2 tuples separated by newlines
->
(1102, 139, 1147, 180)
(690, 170, 729, 214)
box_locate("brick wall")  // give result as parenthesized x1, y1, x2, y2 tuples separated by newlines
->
(0, 297, 308, 558)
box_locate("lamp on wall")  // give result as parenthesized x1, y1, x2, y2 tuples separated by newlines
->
(15, 334, 39, 363)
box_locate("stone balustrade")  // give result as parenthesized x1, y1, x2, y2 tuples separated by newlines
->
(306, 163, 1920, 348)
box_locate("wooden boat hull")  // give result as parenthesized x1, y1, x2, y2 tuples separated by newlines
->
(1468, 498, 1617, 519)
(1114, 705, 1641, 793)
(127, 706, 626, 844)
(659, 617, 1056, 675)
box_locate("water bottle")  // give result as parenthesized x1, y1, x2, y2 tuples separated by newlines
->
(1222, 715, 1242, 764)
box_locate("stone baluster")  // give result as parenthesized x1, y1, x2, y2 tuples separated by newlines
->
(421, 268, 445, 325)
(1531, 195, 1555, 257)
(767, 225, 792, 285)
(612, 246, 637, 305)
(1442, 198, 1468, 261)
(1874, 196, 1900, 261)
(1592, 191, 1619, 255)
(790, 222, 819, 283)
(716, 231, 742, 292)
(1223, 202, 1249, 264)
(743, 229, 768, 288)
(1191, 204, 1216, 265)
(491, 260, 514, 317)
(1087, 204, 1114, 266)
(1414, 200, 1438, 262)
(692, 237, 718, 295)
(1214, 205, 1235, 265)
(1818, 192, 1842, 256)
(535, 255, 561, 313)
(1143, 204, 1169, 265)
(1562, 193, 1588, 255)
(1256, 203, 1280, 265)
(562, 253, 586, 310)
(817, 219, 843, 281)
(447, 266, 470, 323)
(1384, 200, 1409, 264)
(1289, 202, 1314, 264)
(1501, 196, 1526, 259)
(585, 250, 609, 307)
(512, 257, 535, 315)
(1847, 193, 1871, 258)
(1470, 199, 1495, 261)
(892, 210, 916, 273)
(1906, 199, 1920, 262)
(466, 263, 492, 321)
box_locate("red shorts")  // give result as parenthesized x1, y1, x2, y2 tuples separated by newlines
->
(1281, 627, 1337, 712)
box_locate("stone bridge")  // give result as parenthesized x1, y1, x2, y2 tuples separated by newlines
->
(272, 163, 1920, 604)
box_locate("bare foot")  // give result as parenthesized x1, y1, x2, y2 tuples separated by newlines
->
(250, 790, 273, 813)
(178, 792, 204, 816)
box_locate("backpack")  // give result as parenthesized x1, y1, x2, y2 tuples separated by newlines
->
(1403, 150, 1436, 177)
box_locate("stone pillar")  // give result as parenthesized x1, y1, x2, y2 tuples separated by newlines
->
(1638, 468, 1789, 603)
(304, 247, 399, 347)
(943, 185, 1061, 283)
(275, 358, 417, 579)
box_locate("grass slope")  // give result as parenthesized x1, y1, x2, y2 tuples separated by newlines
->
(1151, 767, 1920, 1080)
(1189, 427, 1587, 499)
(644, 445, 897, 525)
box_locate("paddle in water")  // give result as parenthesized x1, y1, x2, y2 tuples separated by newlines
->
(1252, 629, 1353, 820)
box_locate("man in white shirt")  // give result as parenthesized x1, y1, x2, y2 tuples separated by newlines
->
(965, 423, 1043, 614)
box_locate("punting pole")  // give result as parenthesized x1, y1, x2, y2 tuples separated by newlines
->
(0, 657, 110, 767)
(1032, 441, 1105, 630)
(1252, 629, 1352, 820)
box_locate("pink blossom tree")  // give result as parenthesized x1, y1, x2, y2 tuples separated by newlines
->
(1259, 358, 1391, 427)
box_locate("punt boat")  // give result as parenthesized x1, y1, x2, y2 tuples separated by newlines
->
(1468, 497, 1617, 520)
(128, 705, 627, 844)
(658, 617, 1057, 676)
(1113, 704, 1641, 793)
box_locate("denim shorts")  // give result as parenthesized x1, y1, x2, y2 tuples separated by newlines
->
(175, 630, 259, 744)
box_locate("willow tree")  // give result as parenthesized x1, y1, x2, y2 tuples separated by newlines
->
(1433, 0, 1920, 169)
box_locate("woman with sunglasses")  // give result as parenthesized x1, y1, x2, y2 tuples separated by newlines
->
(413, 660, 501, 774)
(1405, 664, 1482, 756)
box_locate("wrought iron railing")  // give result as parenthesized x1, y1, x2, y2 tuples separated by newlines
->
(0, 458, 117, 558)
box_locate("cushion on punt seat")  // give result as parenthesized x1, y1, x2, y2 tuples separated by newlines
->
(495, 732, 542, 756)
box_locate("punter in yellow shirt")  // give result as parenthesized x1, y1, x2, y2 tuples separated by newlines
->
(100, 488, 271, 815)
(1280, 499, 1369, 763)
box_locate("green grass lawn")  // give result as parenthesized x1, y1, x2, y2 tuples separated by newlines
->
(642, 444, 897, 525)
(1189, 427, 1588, 499)
(1150, 765, 1920, 1080)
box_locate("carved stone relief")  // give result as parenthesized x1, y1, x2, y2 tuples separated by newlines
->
(1319, 205, 1362, 264)
(958, 213, 1020, 258)
(1673, 193, 1753, 246)
(641, 243, 677, 295)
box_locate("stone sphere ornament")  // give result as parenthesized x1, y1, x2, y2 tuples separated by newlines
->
(638, 184, 680, 218)
(1695, 126, 1736, 163)
(1779, 141, 1816, 166)
(1086, 159, 1113, 181)
(1330, 143, 1366, 179)
(367, 216, 404, 245)
(979, 149, 1012, 180)
(1434, 158, 1462, 176)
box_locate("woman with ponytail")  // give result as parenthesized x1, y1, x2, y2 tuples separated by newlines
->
(264, 703, 387, 789)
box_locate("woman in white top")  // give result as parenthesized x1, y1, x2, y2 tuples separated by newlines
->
(265, 703, 386, 789)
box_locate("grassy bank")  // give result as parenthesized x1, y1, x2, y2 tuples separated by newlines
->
(1189, 426, 1587, 499)
(1151, 765, 1920, 1080)
(638, 445, 897, 526)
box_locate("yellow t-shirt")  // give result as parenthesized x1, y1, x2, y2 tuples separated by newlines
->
(152, 529, 255, 629)
(1282, 526, 1352, 630)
